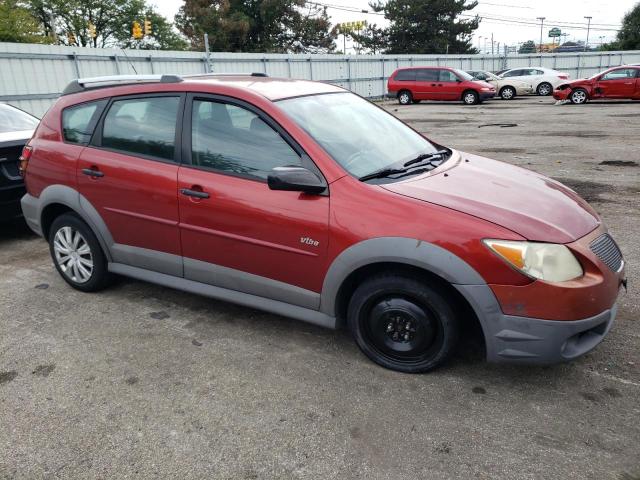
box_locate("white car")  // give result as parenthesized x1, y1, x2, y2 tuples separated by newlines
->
(498, 67, 570, 96)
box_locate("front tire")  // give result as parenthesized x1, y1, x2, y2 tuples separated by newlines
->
(49, 213, 111, 292)
(500, 86, 516, 100)
(398, 90, 412, 105)
(537, 82, 553, 96)
(569, 88, 589, 104)
(347, 273, 460, 373)
(462, 90, 479, 105)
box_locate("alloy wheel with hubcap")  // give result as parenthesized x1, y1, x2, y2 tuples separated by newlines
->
(48, 212, 111, 292)
(500, 86, 516, 100)
(398, 91, 412, 105)
(570, 89, 588, 104)
(53, 226, 94, 283)
(537, 82, 552, 96)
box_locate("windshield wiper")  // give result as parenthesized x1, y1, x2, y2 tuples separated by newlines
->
(403, 149, 449, 167)
(358, 149, 450, 182)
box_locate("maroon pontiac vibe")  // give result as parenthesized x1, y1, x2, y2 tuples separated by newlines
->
(20, 74, 625, 373)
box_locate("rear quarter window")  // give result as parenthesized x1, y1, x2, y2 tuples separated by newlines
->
(394, 70, 416, 81)
(62, 100, 107, 145)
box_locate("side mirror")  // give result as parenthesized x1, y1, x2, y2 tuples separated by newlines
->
(268, 166, 326, 194)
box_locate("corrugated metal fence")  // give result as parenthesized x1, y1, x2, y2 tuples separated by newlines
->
(1, 42, 639, 117)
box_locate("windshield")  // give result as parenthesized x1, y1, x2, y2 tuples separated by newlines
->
(0, 104, 38, 134)
(277, 92, 440, 178)
(454, 69, 474, 81)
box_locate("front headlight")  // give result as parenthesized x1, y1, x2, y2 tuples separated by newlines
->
(483, 239, 583, 282)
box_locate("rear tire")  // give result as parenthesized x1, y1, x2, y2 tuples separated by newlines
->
(500, 86, 516, 100)
(347, 273, 460, 373)
(48, 213, 112, 292)
(537, 82, 553, 96)
(569, 88, 589, 104)
(398, 90, 412, 105)
(462, 90, 479, 105)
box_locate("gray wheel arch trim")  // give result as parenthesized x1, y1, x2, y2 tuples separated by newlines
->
(319, 237, 486, 316)
(24, 185, 115, 261)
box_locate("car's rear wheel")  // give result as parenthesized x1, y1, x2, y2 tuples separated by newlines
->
(569, 88, 589, 104)
(49, 213, 111, 292)
(537, 82, 553, 96)
(462, 90, 479, 105)
(398, 90, 412, 105)
(347, 273, 460, 373)
(500, 86, 516, 100)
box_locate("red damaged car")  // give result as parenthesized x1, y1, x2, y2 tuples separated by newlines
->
(553, 65, 640, 104)
(20, 74, 625, 373)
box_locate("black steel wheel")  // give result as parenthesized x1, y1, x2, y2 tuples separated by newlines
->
(347, 273, 460, 373)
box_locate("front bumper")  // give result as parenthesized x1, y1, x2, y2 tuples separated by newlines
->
(0, 183, 25, 220)
(480, 91, 496, 100)
(553, 88, 571, 101)
(456, 283, 619, 365)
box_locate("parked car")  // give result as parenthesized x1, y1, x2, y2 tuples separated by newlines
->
(553, 65, 640, 104)
(0, 104, 38, 220)
(21, 74, 625, 373)
(387, 67, 496, 105)
(499, 67, 570, 96)
(467, 70, 534, 99)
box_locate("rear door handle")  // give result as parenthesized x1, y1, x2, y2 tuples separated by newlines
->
(180, 188, 210, 199)
(81, 167, 104, 178)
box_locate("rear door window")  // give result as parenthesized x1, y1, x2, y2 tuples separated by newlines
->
(416, 69, 439, 82)
(62, 100, 106, 145)
(395, 70, 416, 81)
(100, 96, 180, 161)
(190, 99, 301, 181)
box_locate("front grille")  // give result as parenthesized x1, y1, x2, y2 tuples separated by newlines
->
(590, 233, 623, 272)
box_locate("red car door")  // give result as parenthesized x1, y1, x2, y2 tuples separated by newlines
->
(438, 69, 464, 100)
(78, 94, 184, 276)
(177, 95, 329, 308)
(596, 68, 638, 98)
(414, 68, 440, 100)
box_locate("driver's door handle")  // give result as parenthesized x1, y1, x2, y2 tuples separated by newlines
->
(180, 188, 210, 199)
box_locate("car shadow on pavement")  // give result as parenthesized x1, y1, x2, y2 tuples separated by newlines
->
(0, 218, 36, 244)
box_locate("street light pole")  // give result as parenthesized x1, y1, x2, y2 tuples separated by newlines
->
(537, 17, 545, 53)
(584, 16, 592, 52)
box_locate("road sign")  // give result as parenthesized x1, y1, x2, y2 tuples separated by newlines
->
(549, 28, 561, 38)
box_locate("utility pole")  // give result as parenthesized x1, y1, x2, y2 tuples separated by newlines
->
(537, 17, 545, 52)
(584, 16, 592, 51)
(478, 35, 482, 53)
(491, 33, 494, 55)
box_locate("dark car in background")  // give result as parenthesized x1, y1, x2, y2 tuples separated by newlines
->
(0, 104, 38, 220)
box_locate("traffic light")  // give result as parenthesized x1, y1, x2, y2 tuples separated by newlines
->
(144, 19, 152, 36)
(87, 22, 97, 39)
(132, 21, 143, 39)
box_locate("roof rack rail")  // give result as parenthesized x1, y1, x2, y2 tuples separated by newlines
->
(61, 74, 183, 96)
(184, 72, 269, 78)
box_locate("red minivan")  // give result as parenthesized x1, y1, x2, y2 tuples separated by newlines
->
(20, 74, 625, 373)
(387, 66, 496, 105)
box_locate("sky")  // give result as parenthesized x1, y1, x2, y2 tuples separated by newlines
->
(151, 0, 637, 53)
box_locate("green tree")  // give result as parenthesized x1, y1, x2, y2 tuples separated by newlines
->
(27, 0, 186, 49)
(175, 0, 336, 53)
(0, 0, 50, 43)
(518, 40, 537, 54)
(348, 23, 388, 54)
(603, 2, 640, 50)
(370, 0, 479, 54)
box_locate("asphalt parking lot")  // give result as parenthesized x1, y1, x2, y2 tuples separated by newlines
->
(1, 96, 639, 479)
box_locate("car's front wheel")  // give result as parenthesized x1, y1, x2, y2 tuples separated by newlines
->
(500, 86, 516, 100)
(49, 213, 111, 292)
(570, 88, 589, 104)
(537, 82, 553, 96)
(398, 90, 412, 105)
(347, 273, 460, 373)
(462, 90, 479, 105)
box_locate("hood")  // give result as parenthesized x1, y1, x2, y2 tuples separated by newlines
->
(382, 152, 600, 244)
(473, 80, 495, 89)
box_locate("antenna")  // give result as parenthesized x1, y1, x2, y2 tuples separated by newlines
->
(120, 48, 138, 75)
